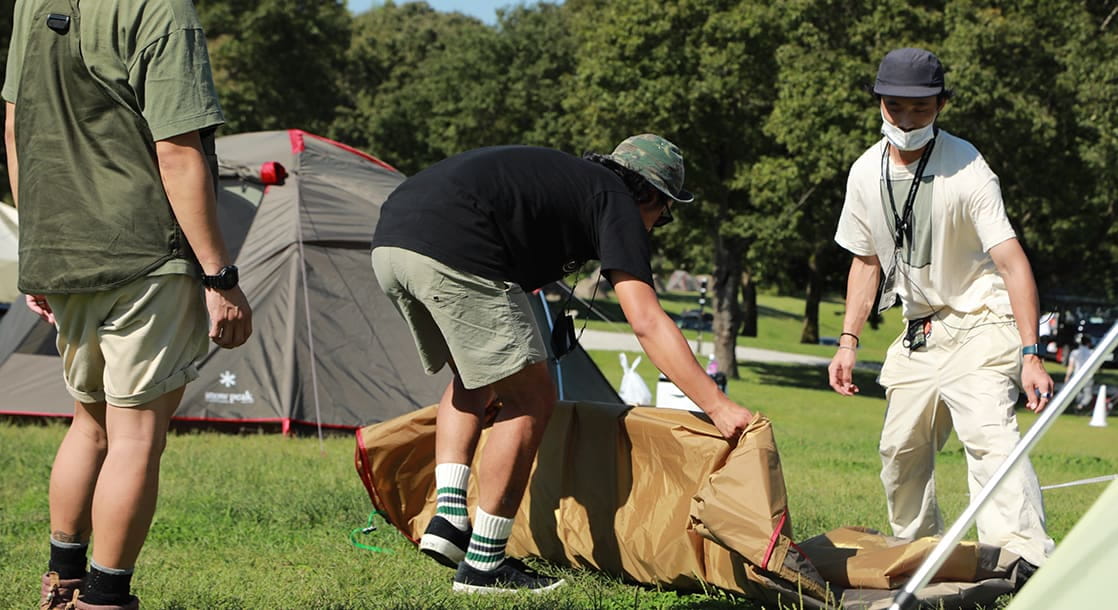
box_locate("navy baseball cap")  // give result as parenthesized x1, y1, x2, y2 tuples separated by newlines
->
(873, 48, 946, 98)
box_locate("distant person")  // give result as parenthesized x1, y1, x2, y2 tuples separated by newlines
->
(1055, 309, 1077, 366)
(826, 48, 1054, 574)
(371, 135, 753, 593)
(1065, 335, 1096, 411)
(4, 1, 252, 608)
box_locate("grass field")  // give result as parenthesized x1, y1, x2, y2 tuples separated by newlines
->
(576, 290, 1118, 379)
(1, 292, 1114, 609)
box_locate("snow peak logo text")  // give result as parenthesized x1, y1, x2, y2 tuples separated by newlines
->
(205, 370, 255, 405)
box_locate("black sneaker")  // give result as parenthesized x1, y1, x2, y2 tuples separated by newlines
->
(1013, 558, 1041, 591)
(452, 557, 566, 594)
(419, 515, 470, 568)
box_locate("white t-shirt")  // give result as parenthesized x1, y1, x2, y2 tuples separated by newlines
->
(1068, 346, 1093, 370)
(835, 130, 1017, 319)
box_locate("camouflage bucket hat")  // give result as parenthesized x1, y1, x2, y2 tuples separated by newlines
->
(607, 134, 694, 203)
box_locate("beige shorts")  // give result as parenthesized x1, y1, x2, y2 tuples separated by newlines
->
(47, 274, 209, 407)
(371, 246, 547, 390)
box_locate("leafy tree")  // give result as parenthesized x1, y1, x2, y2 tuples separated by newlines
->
(196, 0, 351, 135)
(331, 2, 493, 172)
(764, 0, 1118, 339)
(189, 0, 1118, 313)
(565, 0, 786, 379)
(760, 0, 946, 343)
(1072, 2, 1118, 298)
(940, 0, 1118, 300)
(486, 3, 578, 149)
(333, 2, 574, 174)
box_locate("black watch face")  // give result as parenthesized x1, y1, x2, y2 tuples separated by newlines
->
(223, 266, 238, 288)
(207, 266, 238, 290)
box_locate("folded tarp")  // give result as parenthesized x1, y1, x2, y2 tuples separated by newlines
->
(355, 401, 1023, 608)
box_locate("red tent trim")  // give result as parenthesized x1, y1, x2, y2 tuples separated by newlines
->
(287, 129, 400, 173)
(354, 427, 420, 545)
(761, 510, 789, 570)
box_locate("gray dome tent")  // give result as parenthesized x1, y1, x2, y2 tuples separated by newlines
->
(0, 130, 619, 433)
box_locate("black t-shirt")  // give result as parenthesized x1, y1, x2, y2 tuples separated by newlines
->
(372, 146, 654, 292)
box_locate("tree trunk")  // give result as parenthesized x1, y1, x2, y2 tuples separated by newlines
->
(740, 269, 757, 337)
(711, 235, 744, 380)
(800, 247, 821, 344)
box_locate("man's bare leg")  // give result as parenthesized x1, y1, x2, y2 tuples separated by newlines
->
(45, 400, 109, 592)
(49, 401, 109, 546)
(435, 374, 495, 466)
(418, 370, 499, 567)
(451, 360, 564, 591)
(478, 360, 556, 518)
(88, 387, 183, 570)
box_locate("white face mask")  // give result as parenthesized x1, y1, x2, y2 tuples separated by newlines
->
(880, 108, 937, 151)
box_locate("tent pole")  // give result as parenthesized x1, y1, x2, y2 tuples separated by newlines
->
(294, 198, 325, 447)
(538, 291, 565, 401)
(890, 321, 1118, 610)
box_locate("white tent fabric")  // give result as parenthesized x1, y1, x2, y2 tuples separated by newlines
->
(0, 203, 18, 304)
(1006, 480, 1117, 609)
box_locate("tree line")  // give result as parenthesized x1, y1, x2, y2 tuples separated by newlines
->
(2, 1, 1116, 376)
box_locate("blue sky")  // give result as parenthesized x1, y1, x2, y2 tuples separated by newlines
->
(346, 1, 535, 25)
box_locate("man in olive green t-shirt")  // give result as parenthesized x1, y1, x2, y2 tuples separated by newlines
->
(4, 1, 252, 607)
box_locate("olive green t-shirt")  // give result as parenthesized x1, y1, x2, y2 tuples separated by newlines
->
(3, 0, 224, 287)
(3, 0, 223, 140)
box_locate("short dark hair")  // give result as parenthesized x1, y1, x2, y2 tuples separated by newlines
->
(583, 152, 657, 200)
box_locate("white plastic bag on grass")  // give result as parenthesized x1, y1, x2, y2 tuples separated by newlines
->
(618, 353, 652, 405)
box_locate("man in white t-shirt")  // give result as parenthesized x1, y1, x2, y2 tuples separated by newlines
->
(1065, 335, 1096, 410)
(826, 48, 1054, 571)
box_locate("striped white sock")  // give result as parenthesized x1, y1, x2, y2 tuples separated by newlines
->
(434, 463, 470, 530)
(465, 508, 513, 572)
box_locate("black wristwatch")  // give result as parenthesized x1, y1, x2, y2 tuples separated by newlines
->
(201, 265, 239, 291)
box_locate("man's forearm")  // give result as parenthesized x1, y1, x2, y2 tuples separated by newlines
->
(840, 255, 880, 346)
(156, 132, 231, 274)
(634, 313, 723, 408)
(991, 240, 1040, 346)
(1005, 270, 1040, 346)
(612, 273, 724, 411)
(5, 101, 18, 206)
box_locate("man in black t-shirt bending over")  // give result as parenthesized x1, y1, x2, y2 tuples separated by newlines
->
(371, 134, 754, 594)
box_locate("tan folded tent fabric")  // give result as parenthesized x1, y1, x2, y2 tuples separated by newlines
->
(355, 400, 1023, 608)
(798, 527, 1014, 590)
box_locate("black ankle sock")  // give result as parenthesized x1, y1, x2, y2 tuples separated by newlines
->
(82, 565, 133, 605)
(48, 541, 88, 580)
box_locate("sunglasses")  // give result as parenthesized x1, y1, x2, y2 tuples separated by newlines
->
(653, 201, 674, 227)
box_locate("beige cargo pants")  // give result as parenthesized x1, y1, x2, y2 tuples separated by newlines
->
(877, 308, 1053, 566)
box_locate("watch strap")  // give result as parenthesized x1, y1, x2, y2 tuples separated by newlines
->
(201, 265, 238, 290)
(1022, 344, 1041, 357)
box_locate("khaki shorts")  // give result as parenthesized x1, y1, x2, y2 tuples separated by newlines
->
(47, 274, 209, 407)
(371, 246, 547, 390)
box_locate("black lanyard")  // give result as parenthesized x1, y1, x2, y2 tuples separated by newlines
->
(881, 137, 936, 250)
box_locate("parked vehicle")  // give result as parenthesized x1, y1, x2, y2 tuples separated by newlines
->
(676, 309, 713, 332)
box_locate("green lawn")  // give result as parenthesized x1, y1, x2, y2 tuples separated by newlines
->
(577, 290, 918, 366)
(1, 292, 1114, 608)
(584, 289, 1118, 391)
